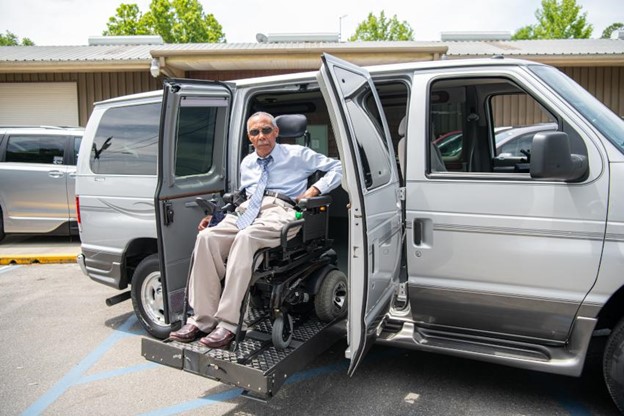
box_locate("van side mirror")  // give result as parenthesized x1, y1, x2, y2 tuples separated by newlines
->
(530, 131, 588, 182)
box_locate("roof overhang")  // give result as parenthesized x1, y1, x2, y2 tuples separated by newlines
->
(149, 43, 448, 76)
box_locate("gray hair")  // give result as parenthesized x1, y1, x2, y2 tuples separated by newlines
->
(247, 112, 277, 130)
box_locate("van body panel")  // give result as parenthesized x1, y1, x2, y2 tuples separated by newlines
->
(318, 54, 402, 374)
(402, 68, 609, 343)
(585, 161, 624, 305)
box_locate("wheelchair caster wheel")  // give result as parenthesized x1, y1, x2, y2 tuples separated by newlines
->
(272, 313, 293, 349)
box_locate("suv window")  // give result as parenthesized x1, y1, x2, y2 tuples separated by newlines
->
(5, 135, 65, 164)
(90, 102, 161, 175)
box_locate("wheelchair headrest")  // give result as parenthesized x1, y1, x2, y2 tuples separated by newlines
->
(275, 114, 307, 139)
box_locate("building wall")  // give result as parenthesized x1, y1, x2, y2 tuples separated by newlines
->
(0, 72, 162, 126)
(0, 65, 622, 127)
(560, 66, 624, 117)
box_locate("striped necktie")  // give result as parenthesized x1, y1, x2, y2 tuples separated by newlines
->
(236, 156, 272, 230)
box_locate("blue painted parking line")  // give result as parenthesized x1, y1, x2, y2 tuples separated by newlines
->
(21, 314, 138, 416)
(139, 388, 244, 416)
(74, 362, 159, 385)
(0, 264, 20, 274)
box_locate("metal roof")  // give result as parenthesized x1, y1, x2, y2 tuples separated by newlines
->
(444, 39, 624, 65)
(0, 44, 154, 62)
(0, 39, 622, 73)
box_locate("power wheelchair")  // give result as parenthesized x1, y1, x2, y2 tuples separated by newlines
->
(192, 114, 347, 351)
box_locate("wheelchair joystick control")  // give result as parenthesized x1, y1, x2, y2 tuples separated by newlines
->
(295, 212, 303, 220)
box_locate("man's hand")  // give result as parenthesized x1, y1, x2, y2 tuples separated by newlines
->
(198, 215, 212, 231)
(296, 186, 320, 202)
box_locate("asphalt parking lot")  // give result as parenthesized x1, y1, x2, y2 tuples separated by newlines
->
(0, 231, 618, 415)
(0, 246, 621, 415)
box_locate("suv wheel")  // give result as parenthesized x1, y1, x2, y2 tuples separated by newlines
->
(604, 317, 624, 413)
(131, 254, 173, 339)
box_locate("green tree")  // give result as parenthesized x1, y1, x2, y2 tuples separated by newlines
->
(0, 30, 34, 46)
(104, 4, 152, 36)
(349, 11, 414, 41)
(512, 0, 593, 40)
(103, 0, 225, 43)
(601, 22, 624, 39)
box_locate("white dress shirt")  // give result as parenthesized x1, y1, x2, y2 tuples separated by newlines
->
(239, 143, 342, 199)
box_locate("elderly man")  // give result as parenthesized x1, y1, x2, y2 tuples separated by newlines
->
(169, 111, 343, 348)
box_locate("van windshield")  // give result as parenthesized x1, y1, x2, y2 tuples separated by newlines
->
(529, 65, 624, 155)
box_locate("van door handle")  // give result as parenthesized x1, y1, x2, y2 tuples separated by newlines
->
(413, 219, 424, 245)
(48, 170, 64, 178)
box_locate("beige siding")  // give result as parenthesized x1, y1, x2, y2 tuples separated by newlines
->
(560, 66, 624, 117)
(0, 65, 622, 128)
(0, 72, 162, 126)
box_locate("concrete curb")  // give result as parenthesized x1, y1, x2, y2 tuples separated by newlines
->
(0, 254, 78, 265)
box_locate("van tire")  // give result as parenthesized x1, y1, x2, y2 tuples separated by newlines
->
(315, 270, 347, 322)
(0, 207, 5, 242)
(131, 254, 173, 339)
(604, 317, 624, 413)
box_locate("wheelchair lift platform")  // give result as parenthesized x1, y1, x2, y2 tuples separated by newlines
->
(142, 310, 345, 400)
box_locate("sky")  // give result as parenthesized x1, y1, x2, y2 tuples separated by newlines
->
(1, 0, 623, 45)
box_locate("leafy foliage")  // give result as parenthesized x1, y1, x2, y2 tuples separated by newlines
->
(349, 11, 414, 41)
(601, 22, 624, 39)
(512, 0, 593, 40)
(104, 0, 225, 43)
(0, 30, 34, 46)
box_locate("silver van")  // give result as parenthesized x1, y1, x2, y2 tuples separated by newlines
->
(0, 125, 83, 241)
(80, 55, 624, 411)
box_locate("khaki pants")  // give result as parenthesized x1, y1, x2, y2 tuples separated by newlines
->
(187, 196, 299, 333)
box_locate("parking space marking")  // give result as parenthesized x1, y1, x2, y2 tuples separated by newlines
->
(74, 362, 159, 385)
(21, 314, 138, 416)
(139, 388, 244, 416)
(0, 264, 20, 274)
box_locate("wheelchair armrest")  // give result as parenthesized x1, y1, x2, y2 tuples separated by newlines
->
(280, 219, 304, 248)
(297, 195, 332, 210)
(222, 191, 246, 213)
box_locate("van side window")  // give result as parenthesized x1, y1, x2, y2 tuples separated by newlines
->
(90, 102, 161, 175)
(174, 102, 219, 177)
(6, 135, 65, 164)
(428, 77, 567, 175)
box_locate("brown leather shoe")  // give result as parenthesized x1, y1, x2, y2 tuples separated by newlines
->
(199, 327, 235, 349)
(169, 323, 206, 343)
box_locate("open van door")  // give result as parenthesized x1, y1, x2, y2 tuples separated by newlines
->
(317, 54, 402, 375)
(156, 79, 232, 326)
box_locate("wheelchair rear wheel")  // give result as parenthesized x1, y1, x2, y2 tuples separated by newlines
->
(272, 312, 294, 349)
(315, 269, 348, 322)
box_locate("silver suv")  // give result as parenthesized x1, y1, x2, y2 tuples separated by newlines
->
(0, 125, 83, 241)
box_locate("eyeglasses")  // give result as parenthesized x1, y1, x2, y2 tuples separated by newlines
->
(248, 126, 274, 137)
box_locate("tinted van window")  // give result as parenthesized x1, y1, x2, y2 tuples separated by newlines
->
(6, 135, 65, 164)
(90, 102, 161, 175)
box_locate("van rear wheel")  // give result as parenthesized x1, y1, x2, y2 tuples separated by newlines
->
(604, 317, 624, 413)
(131, 254, 173, 339)
(0, 208, 5, 242)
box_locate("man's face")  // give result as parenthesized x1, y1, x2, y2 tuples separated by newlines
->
(247, 115, 279, 158)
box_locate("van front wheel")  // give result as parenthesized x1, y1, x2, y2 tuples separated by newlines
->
(131, 254, 173, 339)
(604, 317, 624, 413)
